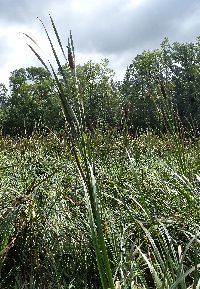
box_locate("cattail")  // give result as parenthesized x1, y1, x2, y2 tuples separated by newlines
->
(67, 45, 75, 70)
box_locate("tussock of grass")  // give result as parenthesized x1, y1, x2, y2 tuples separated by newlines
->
(0, 131, 199, 288)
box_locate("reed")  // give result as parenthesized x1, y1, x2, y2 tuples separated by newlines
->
(25, 16, 115, 289)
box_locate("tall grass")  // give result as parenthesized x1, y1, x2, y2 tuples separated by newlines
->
(25, 16, 115, 289)
(0, 131, 200, 288)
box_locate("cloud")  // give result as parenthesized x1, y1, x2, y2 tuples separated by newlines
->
(52, 0, 200, 54)
(0, 24, 45, 85)
(0, 36, 11, 67)
(0, 0, 59, 24)
(0, 0, 200, 86)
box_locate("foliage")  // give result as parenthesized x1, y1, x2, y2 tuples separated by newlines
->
(75, 59, 121, 129)
(0, 131, 199, 288)
(0, 83, 8, 130)
(2, 67, 64, 136)
(122, 38, 200, 134)
(1, 38, 200, 136)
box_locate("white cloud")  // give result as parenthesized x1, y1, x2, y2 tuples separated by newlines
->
(0, 0, 200, 87)
(0, 24, 41, 86)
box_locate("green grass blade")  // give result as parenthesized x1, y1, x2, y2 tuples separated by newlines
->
(49, 15, 68, 63)
(170, 264, 200, 289)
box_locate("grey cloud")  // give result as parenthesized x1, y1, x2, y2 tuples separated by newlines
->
(0, 36, 12, 66)
(5, 0, 198, 56)
(57, 0, 200, 57)
(1, 0, 200, 84)
(0, 0, 62, 24)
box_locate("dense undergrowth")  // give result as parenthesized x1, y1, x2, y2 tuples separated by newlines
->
(0, 130, 199, 288)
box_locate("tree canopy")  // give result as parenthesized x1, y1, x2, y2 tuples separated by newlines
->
(1, 38, 200, 136)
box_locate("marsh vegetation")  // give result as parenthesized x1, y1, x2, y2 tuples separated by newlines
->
(0, 18, 199, 288)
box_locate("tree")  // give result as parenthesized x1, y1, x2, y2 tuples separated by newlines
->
(169, 41, 200, 129)
(122, 37, 200, 134)
(1, 61, 121, 135)
(60, 59, 121, 130)
(0, 83, 8, 131)
(122, 49, 166, 133)
(77, 59, 121, 129)
(2, 67, 64, 135)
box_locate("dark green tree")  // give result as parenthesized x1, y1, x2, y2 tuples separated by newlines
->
(60, 59, 121, 130)
(0, 83, 9, 131)
(122, 37, 200, 134)
(3, 67, 64, 135)
(122, 49, 167, 133)
(170, 41, 200, 129)
(77, 59, 121, 129)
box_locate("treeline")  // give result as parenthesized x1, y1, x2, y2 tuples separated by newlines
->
(1, 38, 200, 136)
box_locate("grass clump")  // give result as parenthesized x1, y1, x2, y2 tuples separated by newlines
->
(0, 131, 199, 288)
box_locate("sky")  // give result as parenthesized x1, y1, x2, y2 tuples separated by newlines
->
(0, 0, 200, 87)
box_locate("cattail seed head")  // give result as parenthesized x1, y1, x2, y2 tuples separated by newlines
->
(67, 46, 75, 70)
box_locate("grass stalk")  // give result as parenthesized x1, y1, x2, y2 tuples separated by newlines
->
(25, 16, 115, 289)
